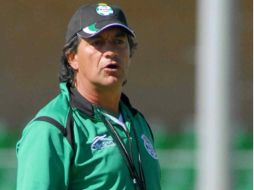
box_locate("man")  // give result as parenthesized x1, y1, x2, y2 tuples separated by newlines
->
(16, 3, 161, 190)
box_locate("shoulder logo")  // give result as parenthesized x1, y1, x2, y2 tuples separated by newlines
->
(96, 3, 114, 16)
(141, 134, 158, 159)
(91, 134, 115, 151)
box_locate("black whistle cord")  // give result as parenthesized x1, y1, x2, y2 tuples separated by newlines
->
(99, 114, 145, 190)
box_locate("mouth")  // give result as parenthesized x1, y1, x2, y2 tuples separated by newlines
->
(104, 63, 120, 70)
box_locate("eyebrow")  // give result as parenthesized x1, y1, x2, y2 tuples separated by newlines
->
(115, 30, 128, 37)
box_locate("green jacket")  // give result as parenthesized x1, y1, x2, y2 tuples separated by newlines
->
(16, 83, 161, 190)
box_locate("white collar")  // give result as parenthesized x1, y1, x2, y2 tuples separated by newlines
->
(101, 112, 127, 131)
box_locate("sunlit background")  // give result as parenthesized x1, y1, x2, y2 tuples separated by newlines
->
(0, 1, 252, 189)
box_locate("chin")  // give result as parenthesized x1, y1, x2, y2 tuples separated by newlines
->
(103, 79, 123, 88)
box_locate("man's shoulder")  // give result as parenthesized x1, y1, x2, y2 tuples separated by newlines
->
(24, 88, 70, 129)
(121, 93, 155, 141)
(36, 93, 70, 121)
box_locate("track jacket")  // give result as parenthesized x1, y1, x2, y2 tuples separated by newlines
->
(16, 83, 161, 190)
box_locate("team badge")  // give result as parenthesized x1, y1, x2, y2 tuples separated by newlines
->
(96, 3, 114, 16)
(141, 134, 158, 159)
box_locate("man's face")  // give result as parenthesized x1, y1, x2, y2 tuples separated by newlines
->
(68, 27, 131, 91)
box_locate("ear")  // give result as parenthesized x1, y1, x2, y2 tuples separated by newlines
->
(67, 52, 79, 70)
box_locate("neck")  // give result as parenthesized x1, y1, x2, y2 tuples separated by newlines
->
(75, 82, 122, 114)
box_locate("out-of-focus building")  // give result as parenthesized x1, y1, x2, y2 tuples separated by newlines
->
(0, 0, 252, 131)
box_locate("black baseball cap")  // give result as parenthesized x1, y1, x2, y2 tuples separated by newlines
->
(65, 3, 135, 42)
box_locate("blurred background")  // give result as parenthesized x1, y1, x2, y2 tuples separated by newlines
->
(0, 1, 252, 189)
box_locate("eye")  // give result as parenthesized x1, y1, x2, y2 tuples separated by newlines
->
(90, 39, 104, 47)
(115, 39, 124, 44)
(113, 38, 127, 46)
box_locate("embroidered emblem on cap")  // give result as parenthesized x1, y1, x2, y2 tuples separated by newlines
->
(83, 23, 99, 34)
(141, 134, 158, 159)
(96, 3, 114, 16)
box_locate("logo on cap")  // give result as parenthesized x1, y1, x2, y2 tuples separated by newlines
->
(83, 23, 99, 35)
(96, 3, 114, 16)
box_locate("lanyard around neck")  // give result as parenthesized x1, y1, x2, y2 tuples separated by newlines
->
(98, 113, 146, 190)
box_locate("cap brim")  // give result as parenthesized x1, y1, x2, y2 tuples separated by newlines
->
(78, 23, 135, 38)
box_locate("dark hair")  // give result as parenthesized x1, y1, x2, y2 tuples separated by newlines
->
(59, 35, 80, 86)
(59, 33, 137, 86)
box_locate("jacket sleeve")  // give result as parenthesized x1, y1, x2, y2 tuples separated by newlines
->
(16, 121, 73, 190)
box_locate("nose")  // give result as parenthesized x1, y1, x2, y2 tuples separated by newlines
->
(103, 42, 118, 59)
